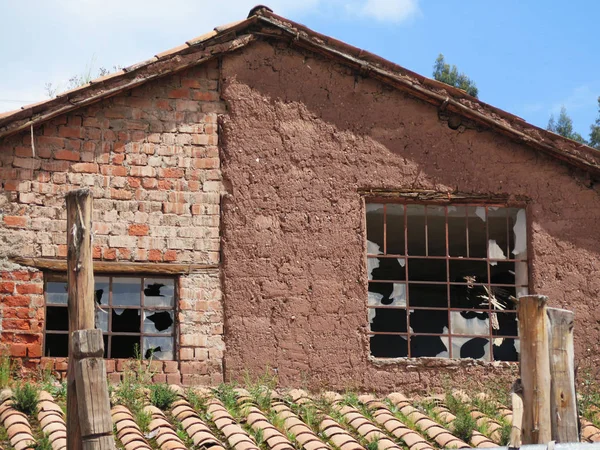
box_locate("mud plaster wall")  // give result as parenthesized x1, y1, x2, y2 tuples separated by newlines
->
(0, 62, 224, 384)
(219, 40, 600, 393)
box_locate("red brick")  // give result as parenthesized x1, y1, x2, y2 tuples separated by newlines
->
(57, 245, 67, 257)
(112, 154, 125, 164)
(148, 249, 163, 262)
(128, 224, 149, 236)
(4, 308, 30, 319)
(159, 168, 184, 179)
(163, 361, 179, 373)
(152, 373, 167, 383)
(4, 319, 31, 331)
(166, 373, 181, 384)
(58, 126, 83, 138)
(38, 136, 66, 148)
(191, 90, 219, 102)
(102, 248, 117, 260)
(142, 178, 158, 189)
(164, 250, 177, 262)
(2, 295, 30, 307)
(71, 162, 99, 173)
(108, 372, 122, 383)
(117, 248, 131, 259)
(156, 99, 172, 111)
(110, 189, 133, 200)
(0, 282, 15, 293)
(168, 88, 189, 99)
(4, 272, 32, 281)
(10, 344, 27, 357)
(100, 165, 127, 176)
(54, 149, 80, 161)
(16, 284, 43, 295)
(93, 246, 102, 259)
(105, 359, 116, 373)
(27, 344, 42, 358)
(3, 216, 28, 228)
(128, 177, 141, 188)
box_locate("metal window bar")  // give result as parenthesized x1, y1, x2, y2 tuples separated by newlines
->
(367, 201, 528, 361)
(43, 274, 176, 359)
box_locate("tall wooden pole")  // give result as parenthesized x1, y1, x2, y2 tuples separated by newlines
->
(547, 307, 578, 443)
(518, 295, 552, 444)
(66, 189, 95, 450)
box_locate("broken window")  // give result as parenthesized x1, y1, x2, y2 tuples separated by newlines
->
(44, 275, 176, 360)
(366, 203, 527, 361)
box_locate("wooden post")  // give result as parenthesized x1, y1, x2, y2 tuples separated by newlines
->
(66, 189, 95, 450)
(510, 380, 524, 449)
(518, 295, 552, 444)
(547, 307, 578, 443)
(72, 330, 116, 450)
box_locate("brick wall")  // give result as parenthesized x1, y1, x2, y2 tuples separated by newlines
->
(0, 60, 225, 384)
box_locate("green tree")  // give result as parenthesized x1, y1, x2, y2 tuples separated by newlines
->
(433, 54, 479, 98)
(588, 97, 600, 149)
(547, 106, 587, 144)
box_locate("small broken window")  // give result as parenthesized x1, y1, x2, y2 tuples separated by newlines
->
(44, 275, 176, 360)
(366, 203, 527, 361)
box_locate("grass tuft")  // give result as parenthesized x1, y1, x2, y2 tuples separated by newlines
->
(12, 382, 40, 416)
(149, 384, 178, 410)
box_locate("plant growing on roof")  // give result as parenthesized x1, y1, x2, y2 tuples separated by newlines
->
(149, 383, 178, 410)
(214, 383, 240, 416)
(365, 435, 380, 450)
(12, 382, 40, 416)
(32, 433, 52, 450)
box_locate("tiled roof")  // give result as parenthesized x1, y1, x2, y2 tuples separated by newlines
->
(0, 384, 599, 449)
(1, 6, 600, 175)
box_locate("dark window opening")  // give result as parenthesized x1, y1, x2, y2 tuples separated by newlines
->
(44, 275, 176, 360)
(366, 202, 527, 361)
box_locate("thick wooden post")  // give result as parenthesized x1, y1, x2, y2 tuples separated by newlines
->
(547, 307, 578, 443)
(72, 330, 115, 450)
(518, 295, 551, 444)
(510, 380, 524, 449)
(66, 189, 95, 450)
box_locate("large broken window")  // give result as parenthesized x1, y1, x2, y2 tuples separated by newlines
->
(44, 275, 176, 360)
(366, 203, 527, 361)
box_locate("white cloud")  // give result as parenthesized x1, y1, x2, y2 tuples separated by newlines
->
(347, 0, 421, 23)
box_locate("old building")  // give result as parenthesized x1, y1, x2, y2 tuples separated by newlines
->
(0, 6, 598, 392)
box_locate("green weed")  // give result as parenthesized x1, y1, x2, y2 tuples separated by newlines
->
(0, 354, 11, 388)
(214, 383, 239, 416)
(12, 382, 40, 416)
(365, 435, 380, 450)
(149, 384, 177, 410)
(33, 433, 52, 450)
(445, 392, 476, 443)
(498, 421, 511, 446)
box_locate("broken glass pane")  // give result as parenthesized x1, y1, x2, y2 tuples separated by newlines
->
(407, 258, 446, 282)
(407, 205, 425, 256)
(452, 336, 490, 361)
(45, 334, 68, 357)
(450, 284, 487, 309)
(369, 308, 407, 333)
(144, 278, 175, 307)
(45, 307, 68, 331)
(493, 312, 518, 336)
(111, 309, 140, 333)
(408, 283, 447, 308)
(450, 310, 489, 335)
(369, 257, 405, 281)
(368, 282, 406, 307)
(410, 335, 448, 357)
(427, 206, 446, 256)
(143, 310, 174, 334)
(410, 309, 448, 334)
(386, 204, 405, 255)
(143, 336, 173, 360)
(46, 282, 68, 305)
(467, 206, 486, 258)
(493, 337, 519, 362)
(370, 334, 408, 358)
(112, 278, 141, 306)
(94, 276, 110, 306)
(509, 208, 527, 259)
(366, 204, 384, 253)
(95, 306, 109, 332)
(448, 206, 467, 257)
(449, 259, 488, 284)
(111, 335, 140, 358)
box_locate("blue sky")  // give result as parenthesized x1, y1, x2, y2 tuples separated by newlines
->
(1, 0, 599, 139)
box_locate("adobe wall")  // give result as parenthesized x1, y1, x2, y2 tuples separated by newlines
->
(219, 40, 600, 392)
(0, 62, 224, 384)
